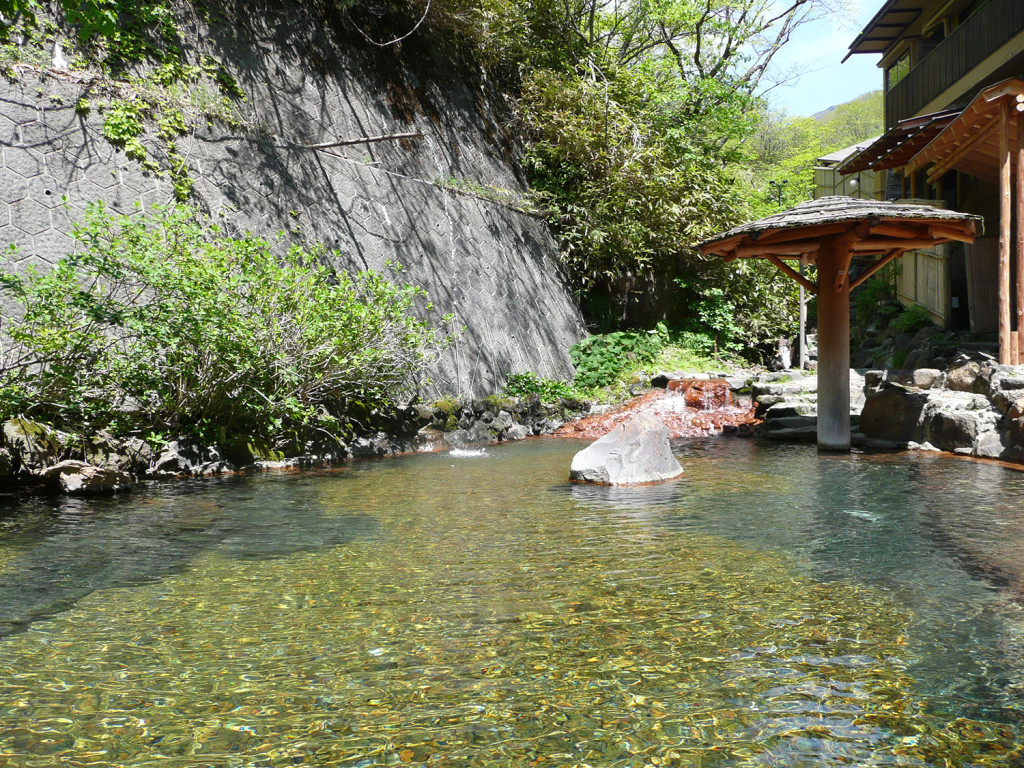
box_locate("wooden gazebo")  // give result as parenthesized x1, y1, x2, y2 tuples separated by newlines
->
(700, 196, 981, 451)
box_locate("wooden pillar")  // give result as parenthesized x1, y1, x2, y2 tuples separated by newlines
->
(1017, 109, 1024, 363)
(816, 239, 851, 452)
(1000, 103, 1012, 365)
(798, 257, 808, 369)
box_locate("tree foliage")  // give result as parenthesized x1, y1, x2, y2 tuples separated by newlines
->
(747, 90, 883, 214)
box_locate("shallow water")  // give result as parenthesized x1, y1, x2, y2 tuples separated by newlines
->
(2, 439, 1024, 766)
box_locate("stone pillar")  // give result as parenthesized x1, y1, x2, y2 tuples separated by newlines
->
(816, 240, 851, 452)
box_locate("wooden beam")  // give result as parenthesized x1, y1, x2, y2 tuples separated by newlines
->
(849, 249, 903, 291)
(833, 242, 855, 294)
(924, 115, 999, 181)
(1013, 331, 1020, 366)
(700, 234, 744, 257)
(762, 252, 819, 294)
(984, 82, 1024, 102)
(734, 242, 820, 258)
(1017, 109, 1024, 347)
(753, 222, 852, 245)
(1000, 103, 1012, 365)
(852, 237, 939, 252)
(867, 222, 928, 239)
(928, 224, 976, 243)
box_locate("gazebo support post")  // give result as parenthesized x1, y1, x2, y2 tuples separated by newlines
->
(999, 103, 1012, 365)
(1017, 109, 1024, 362)
(815, 238, 851, 452)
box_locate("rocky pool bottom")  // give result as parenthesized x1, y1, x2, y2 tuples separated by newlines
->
(1, 438, 1024, 767)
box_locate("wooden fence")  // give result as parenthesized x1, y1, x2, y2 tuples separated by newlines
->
(896, 245, 950, 327)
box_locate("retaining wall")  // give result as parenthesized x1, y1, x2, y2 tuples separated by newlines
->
(0, 2, 585, 397)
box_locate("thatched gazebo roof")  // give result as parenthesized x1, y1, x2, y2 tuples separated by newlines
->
(702, 196, 980, 259)
(700, 196, 982, 295)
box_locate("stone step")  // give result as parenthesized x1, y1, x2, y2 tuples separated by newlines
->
(763, 427, 817, 442)
(764, 416, 817, 430)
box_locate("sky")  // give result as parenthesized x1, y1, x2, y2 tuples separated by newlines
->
(764, 0, 885, 117)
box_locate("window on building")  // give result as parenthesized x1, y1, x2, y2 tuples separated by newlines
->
(886, 50, 911, 92)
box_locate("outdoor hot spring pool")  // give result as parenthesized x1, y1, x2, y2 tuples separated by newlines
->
(2, 438, 1024, 767)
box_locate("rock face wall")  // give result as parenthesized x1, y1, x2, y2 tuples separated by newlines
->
(0, 2, 585, 397)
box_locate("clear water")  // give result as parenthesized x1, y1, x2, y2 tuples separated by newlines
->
(1, 438, 1024, 767)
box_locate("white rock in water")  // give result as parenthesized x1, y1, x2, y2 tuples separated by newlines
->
(569, 413, 683, 486)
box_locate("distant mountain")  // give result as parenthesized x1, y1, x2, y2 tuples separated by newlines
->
(812, 91, 883, 124)
(811, 105, 838, 121)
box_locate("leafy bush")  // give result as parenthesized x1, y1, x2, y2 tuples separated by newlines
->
(893, 304, 933, 334)
(853, 274, 899, 327)
(0, 203, 447, 442)
(503, 372, 581, 402)
(570, 326, 667, 389)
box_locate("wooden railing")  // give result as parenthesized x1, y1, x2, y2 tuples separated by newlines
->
(885, 0, 1024, 127)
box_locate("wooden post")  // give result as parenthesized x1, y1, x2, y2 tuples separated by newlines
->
(816, 239, 851, 452)
(1000, 103, 1012, 365)
(799, 257, 808, 369)
(1017, 110, 1024, 364)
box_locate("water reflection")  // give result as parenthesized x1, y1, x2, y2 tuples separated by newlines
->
(0, 473, 379, 636)
(0, 440, 1023, 766)
(568, 478, 682, 512)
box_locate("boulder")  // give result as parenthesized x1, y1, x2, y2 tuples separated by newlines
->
(926, 411, 981, 452)
(0, 448, 11, 479)
(351, 432, 392, 458)
(35, 460, 134, 494)
(506, 424, 531, 441)
(443, 429, 473, 449)
(151, 438, 218, 475)
(998, 375, 1024, 392)
(946, 361, 981, 392)
(910, 368, 942, 390)
(226, 437, 284, 467)
(494, 410, 515, 433)
(974, 430, 1013, 459)
(2, 417, 63, 472)
(84, 432, 133, 473)
(569, 413, 683, 485)
(859, 384, 927, 443)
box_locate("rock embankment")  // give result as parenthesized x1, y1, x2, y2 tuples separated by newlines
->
(858, 357, 1024, 458)
(0, 395, 589, 495)
(752, 370, 867, 443)
(753, 354, 1024, 458)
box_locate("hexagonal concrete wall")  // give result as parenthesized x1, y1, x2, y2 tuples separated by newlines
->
(0, 9, 585, 397)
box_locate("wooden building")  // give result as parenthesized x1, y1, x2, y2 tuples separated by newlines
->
(813, 140, 885, 201)
(843, 0, 1024, 345)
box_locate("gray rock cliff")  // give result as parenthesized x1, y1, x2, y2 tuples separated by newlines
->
(0, 2, 585, 397)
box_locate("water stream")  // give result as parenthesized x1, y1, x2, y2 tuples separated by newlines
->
(1, 438, 1024, 766)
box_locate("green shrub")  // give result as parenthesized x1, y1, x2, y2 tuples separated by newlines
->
(0, 203, 447, 442)
(893, 304, 933, 334)
(503, 372, 580, 402)
(570, 326, 667, 389)
(853, 274, 899, 327)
